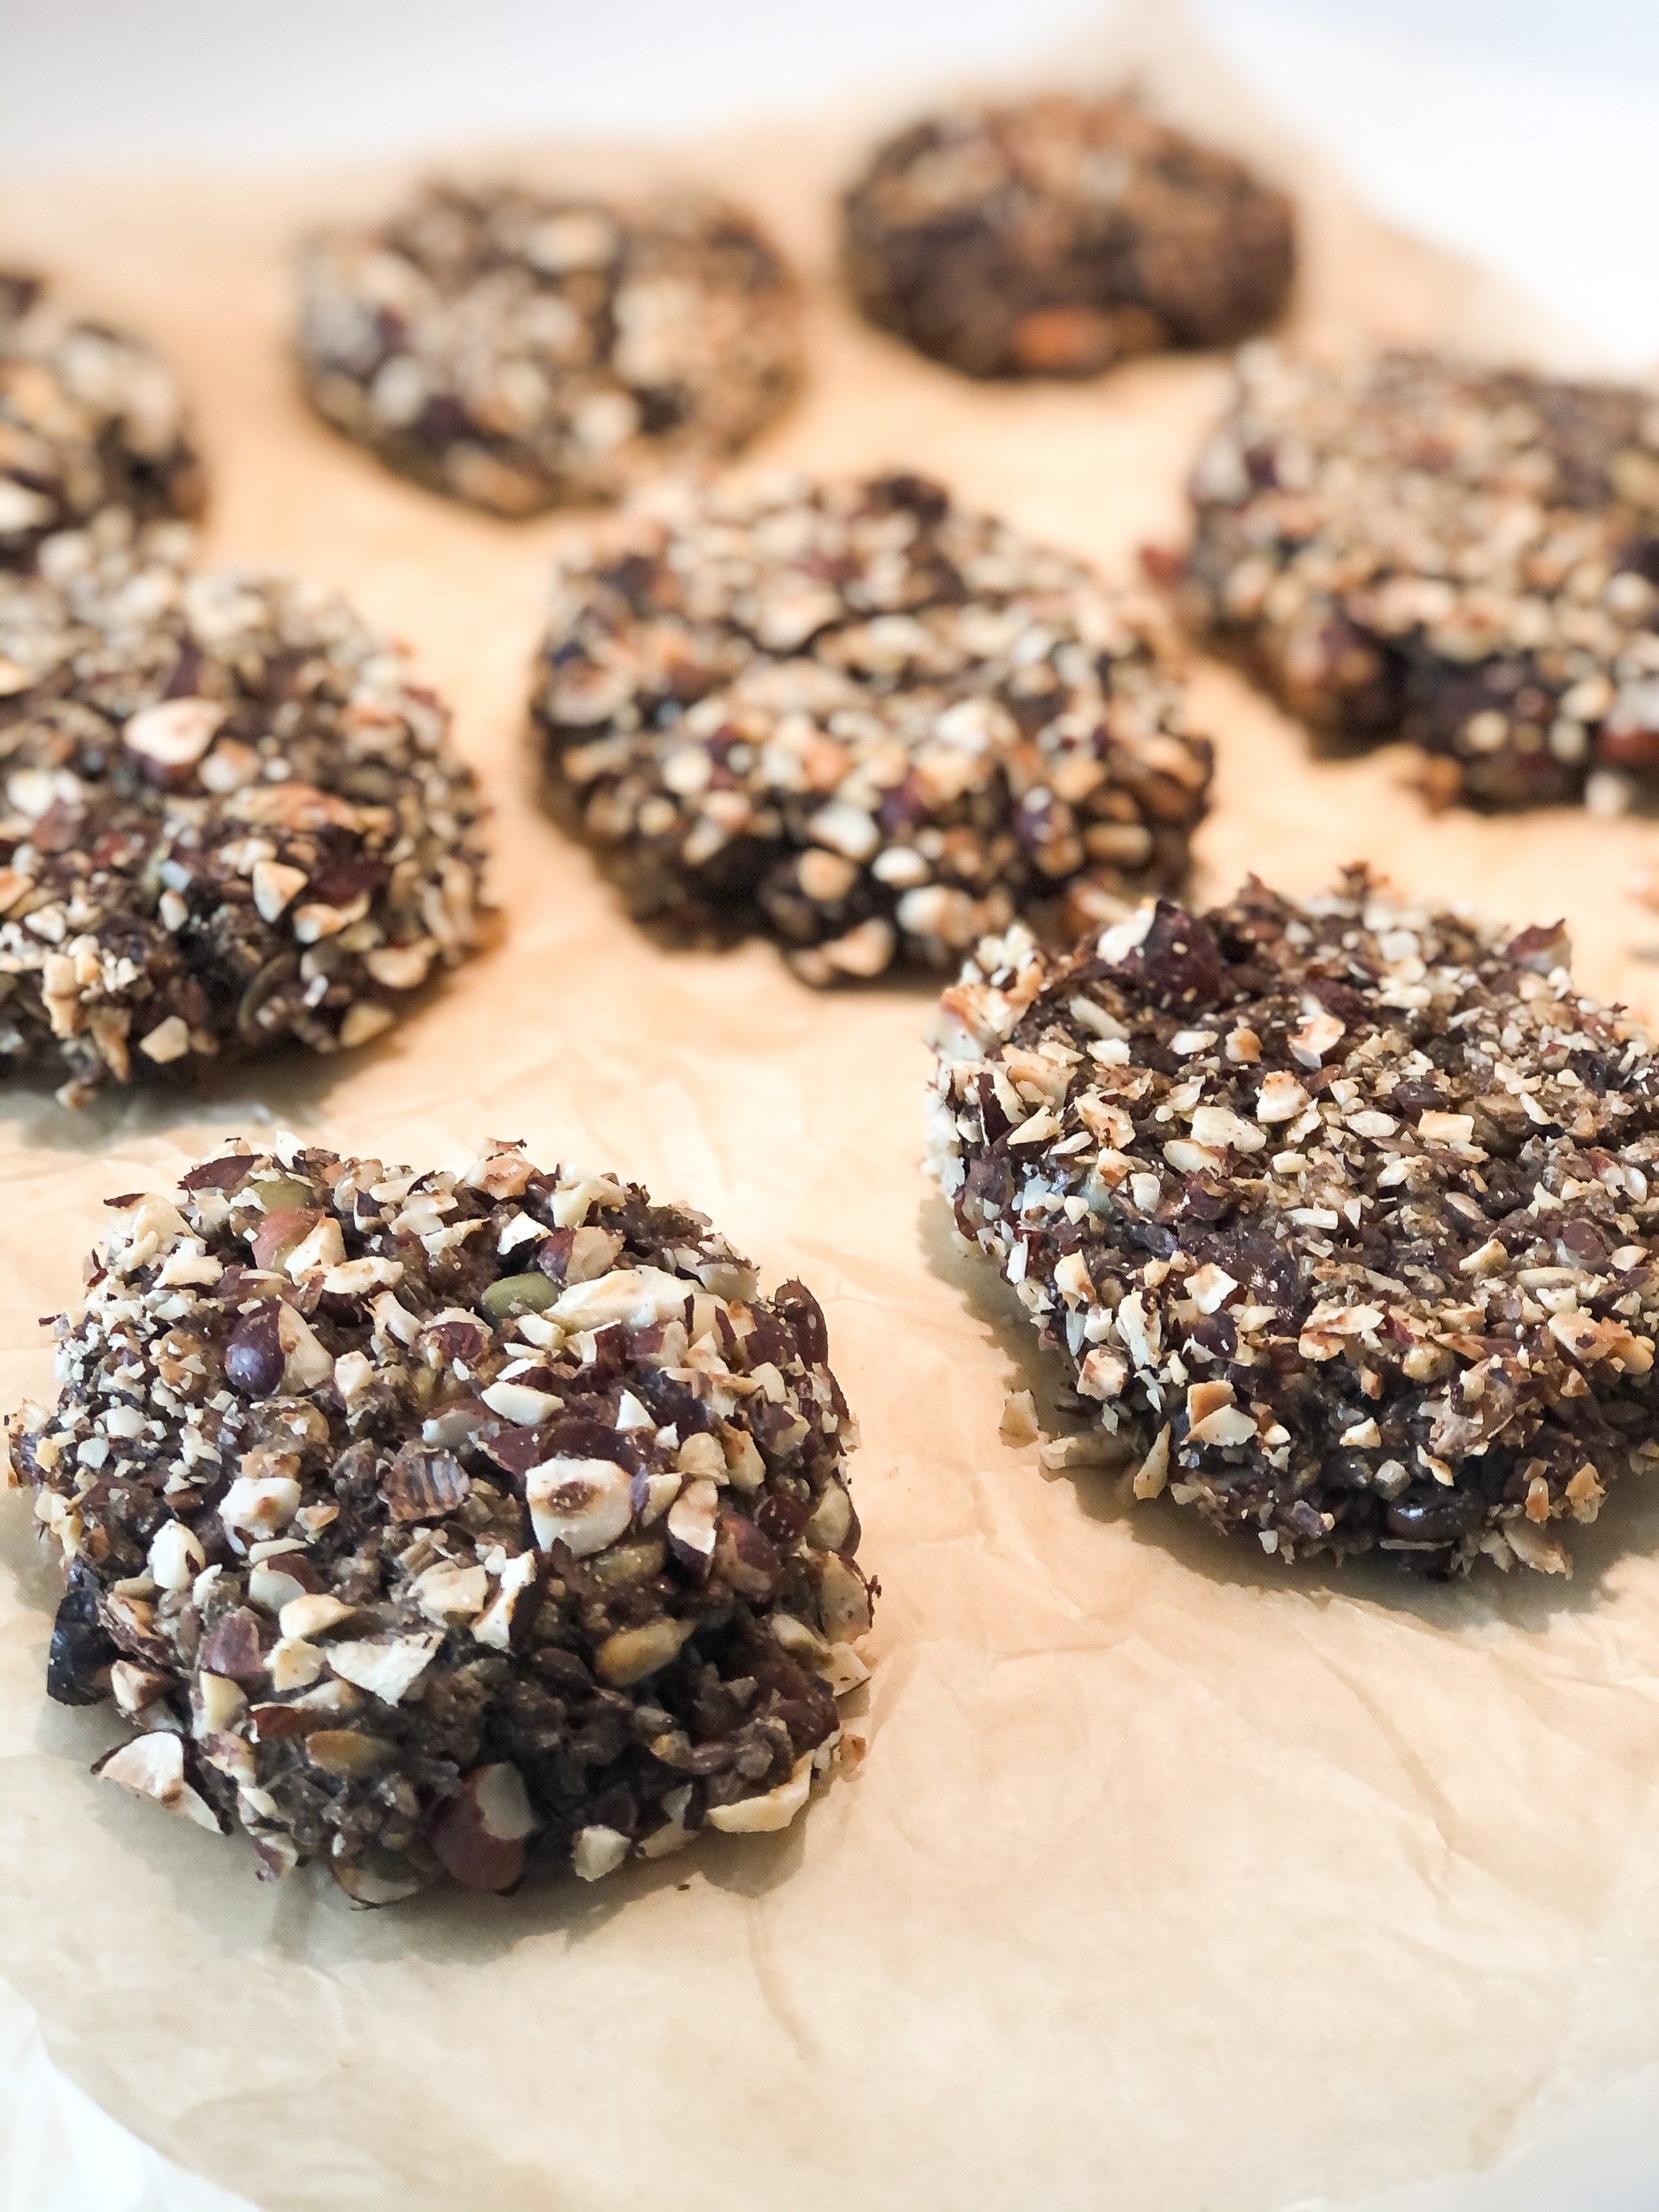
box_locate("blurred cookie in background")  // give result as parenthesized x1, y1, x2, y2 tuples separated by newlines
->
(532, 470, 1212, 984)
(1184, 346, 1659, 811)
(0, 272, 203, 569)
(297, 180, 802, 516)
(841, 95, 1294, 380)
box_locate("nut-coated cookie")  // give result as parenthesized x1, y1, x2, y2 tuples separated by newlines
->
(14, 1138, 872, 1897)
(843, 96, 1294, 379)
(0, 520, 486, 1101)
(1185, 348, 1659, 810)
(298, 180, 801, 515)
(930, 871, 1659, 1573)
(534, 471, 1211, 983)
(1, 272, 202, 567)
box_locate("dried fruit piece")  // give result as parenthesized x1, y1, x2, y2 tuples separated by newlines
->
(45, 1559, 115, 1705)
(1109, 901, 1225, 1012)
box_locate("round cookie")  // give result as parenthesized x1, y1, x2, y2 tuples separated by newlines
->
(842, 95, 1294, 379)
(297, 180, 802, 516)
(13, 1137, 872, 1897)
(534, 471, 1212, 984)
(1184, 347, 1659, 809)
(1, 271, 203, 567)
(0, 519, 486, 1102)
(929, 871, 1659, 1574)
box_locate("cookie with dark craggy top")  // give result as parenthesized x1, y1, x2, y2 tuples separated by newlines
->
(0, 518, 486, 1102)
(297, 180, 802, 516)
(842, 95, 1294, 380)
(11, 1137, 872, 1900)
(1183, 347, 1659, 810)
(533, 470, 1212, 983)
(0, 272, 204, 571)
(928, 869, 1659, 1574)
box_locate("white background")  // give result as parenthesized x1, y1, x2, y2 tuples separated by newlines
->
(3, 0, 1658, 364)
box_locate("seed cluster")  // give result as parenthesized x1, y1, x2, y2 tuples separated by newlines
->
(842, 96, 1294, 380)
(298, 180, 802, 516)
(1, 271, 204, 568)
(12, 1138, 871, 1899)
(534, 471, 1211, 983)
(1184, 347, 1659, 809)
(0, 518, 486, 1101)
(929, 872, 1659, 1573)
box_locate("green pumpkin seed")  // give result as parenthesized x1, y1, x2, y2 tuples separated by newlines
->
(590, 1539, 666, 1589)
(250, 1175, 317, 1211)
(480, 1271, 557, 1319)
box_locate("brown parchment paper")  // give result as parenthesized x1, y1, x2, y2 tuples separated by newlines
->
(6, 12, 1659, 2209)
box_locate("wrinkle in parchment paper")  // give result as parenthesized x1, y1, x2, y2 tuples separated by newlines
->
(4, 12, 1659, 2210)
